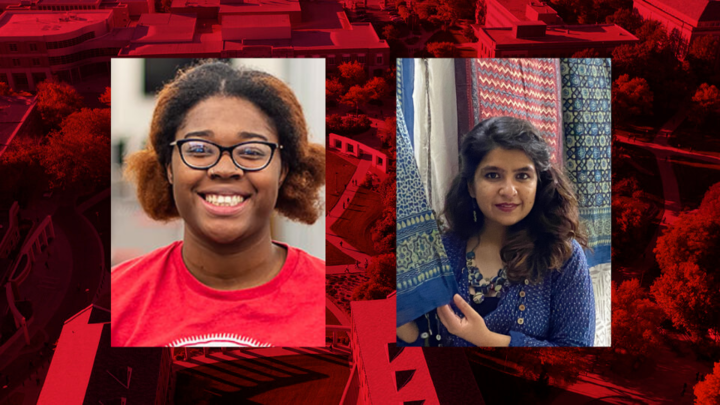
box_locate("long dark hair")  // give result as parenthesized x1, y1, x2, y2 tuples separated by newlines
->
(443, 116, 588, 283)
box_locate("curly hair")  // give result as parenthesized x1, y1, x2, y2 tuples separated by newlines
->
(124, 60, 325, 224)
(443, 116, 588, 284)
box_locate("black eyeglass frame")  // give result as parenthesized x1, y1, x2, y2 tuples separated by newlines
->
(169, 139, 283, 171)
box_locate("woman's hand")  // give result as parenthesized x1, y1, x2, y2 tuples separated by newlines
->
(437, 294, 511, 347)
(396, 321, 419, 344)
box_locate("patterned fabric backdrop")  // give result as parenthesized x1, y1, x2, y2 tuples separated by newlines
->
(455, 58, 564, 164)
(560, 58, 612, 268)
(396, 61, 458, 327)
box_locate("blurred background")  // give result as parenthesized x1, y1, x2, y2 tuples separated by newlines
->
(110, 58, 326, 265)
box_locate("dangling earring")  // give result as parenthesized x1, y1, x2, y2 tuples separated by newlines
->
(472, 200, 478, 223)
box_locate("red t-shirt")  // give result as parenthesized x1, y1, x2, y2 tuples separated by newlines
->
(111, 241, 325, 347)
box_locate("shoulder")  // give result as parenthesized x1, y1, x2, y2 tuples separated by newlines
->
(285, 244, 325, 276)
(111, 241, 182, 281)
(555, 239, 590, 282)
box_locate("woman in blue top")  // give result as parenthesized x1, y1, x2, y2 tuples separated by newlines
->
(397, 116, 595, 347)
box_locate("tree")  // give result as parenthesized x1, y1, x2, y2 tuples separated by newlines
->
(352, 253, 396, 300)
(611, 279, 664, 358)
(382, 24, 400, 41)
(36, 80, 83, 131)
(427, 42, 458, 57)
(612, 74, 653, 124)
(377, 116, 397, 151)
(611, 43, 652, 79)
(635, 20, 668, 54)
(372, 177, 396, 253)
(605, 8, 642, 33)
(611, 195, 653, 261)
(99, 87, 111, 106)
(0, 82, 11, 96)
(688, 35, 720, 80)
(694, 361, 720, 405)
(42, 108, 111, 193)
(338, 61, 367, 88)
(340, 85, 372, 116)
(651, 184, 720, 338)
(364, 76, 390, 101)
(571, 48, 600, 58)
(690, 83, 720, 127)
(0, 137, 49, 205)
(326, 77, 345, 104)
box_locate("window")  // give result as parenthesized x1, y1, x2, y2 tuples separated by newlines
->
(327, 55, 335, 65)
(358, 54, 366, 64)
(32, 58, 40, 66)
(376, 54, 383, 65)
(347, 144, 354, 153)
(377, 157, 383, 165)
(335, 140, 342, 148)
(12, 59, 20, 67)
(9, 44, 18, 52)
(29, 43, 38, 52)
(343, 54, 351, 63)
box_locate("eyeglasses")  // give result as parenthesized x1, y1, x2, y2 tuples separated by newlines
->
(170, 139, 283, 171)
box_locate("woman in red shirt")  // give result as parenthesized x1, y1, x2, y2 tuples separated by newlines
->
(112, 61, 326, 348)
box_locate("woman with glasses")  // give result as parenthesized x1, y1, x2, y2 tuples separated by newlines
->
(111, 61, 326, 347)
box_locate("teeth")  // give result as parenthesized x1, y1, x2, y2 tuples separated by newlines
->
(204, 194, 244, 207)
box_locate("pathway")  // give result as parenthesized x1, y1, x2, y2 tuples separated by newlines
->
(325, 154, 374, 275)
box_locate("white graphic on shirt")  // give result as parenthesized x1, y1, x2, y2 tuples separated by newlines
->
(166, 333, 273, 348)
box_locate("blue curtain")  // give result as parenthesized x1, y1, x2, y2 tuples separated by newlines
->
(395, 59, 458, 326)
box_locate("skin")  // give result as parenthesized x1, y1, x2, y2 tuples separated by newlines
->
(167, 96, 288, 291)
(398, 148, 539, 347)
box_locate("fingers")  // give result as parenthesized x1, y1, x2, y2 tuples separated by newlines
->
(437, 304, 461, 334)
(453, 294, 480, 321)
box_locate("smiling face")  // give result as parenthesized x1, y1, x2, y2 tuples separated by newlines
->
(167, 96, 286, 245)
(468, 148, 538, 230)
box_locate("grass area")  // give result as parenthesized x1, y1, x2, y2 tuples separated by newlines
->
(175, 354, 350, 404)
(671, 158, 720, 209)
(326, 273, 369, 315)
(667, 120, 720, 158)
(326, 151, 357, 212)
(330, 184, 382, 257)
(613, 143, 663, 201)
(326, 240, 355, 266)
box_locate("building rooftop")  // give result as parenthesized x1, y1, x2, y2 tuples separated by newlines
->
(132, 12, 195, 42)
(496, 0, 557, 21)
(218, 0, 300, 15)
(293, 23, 388, 50)
(121, 19, 223, 55)
(36, 0, 101, 5)
(37, 306, 107, 404)
(351, 297, 439, 404)
(479, 23, 638, 45)
(0, 9, 113, 37)
(222, 12, 289, 28)
(637, 0, 720, 24)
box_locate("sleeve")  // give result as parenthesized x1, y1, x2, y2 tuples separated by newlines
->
(508, 241, 596, 347)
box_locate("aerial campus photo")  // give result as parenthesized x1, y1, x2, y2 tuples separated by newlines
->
(1, 0, 720, 403)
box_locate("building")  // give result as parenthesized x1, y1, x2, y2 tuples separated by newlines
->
(633, 0, 720, 59)
(0, 9, 128, 91)
(345, 294, 482, 404)
(1, 0, 150, 18)
(38, 302, 175, 404)
(118, 1, 390, 77)
(476, 0, 638, 57)
(485, 0, 563, 28)
(475, 22, 638, 57)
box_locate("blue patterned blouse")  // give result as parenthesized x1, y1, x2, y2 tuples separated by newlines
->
(435, 233, 596, 347)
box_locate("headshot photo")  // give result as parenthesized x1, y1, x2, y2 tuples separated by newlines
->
(396, 58, 611, 347)
(110, 59, 326, 347)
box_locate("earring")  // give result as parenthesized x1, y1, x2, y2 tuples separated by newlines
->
(473, 209, 477, 223)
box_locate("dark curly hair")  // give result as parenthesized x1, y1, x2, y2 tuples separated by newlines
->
(124, 60, 325, 224)
(443, 116, 588, 283)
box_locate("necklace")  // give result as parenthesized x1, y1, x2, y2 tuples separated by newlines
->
(465, 237, 508, 304)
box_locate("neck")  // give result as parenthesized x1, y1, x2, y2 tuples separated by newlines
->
(479, 220, 506, 246)
(181, 226, 283, 291)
